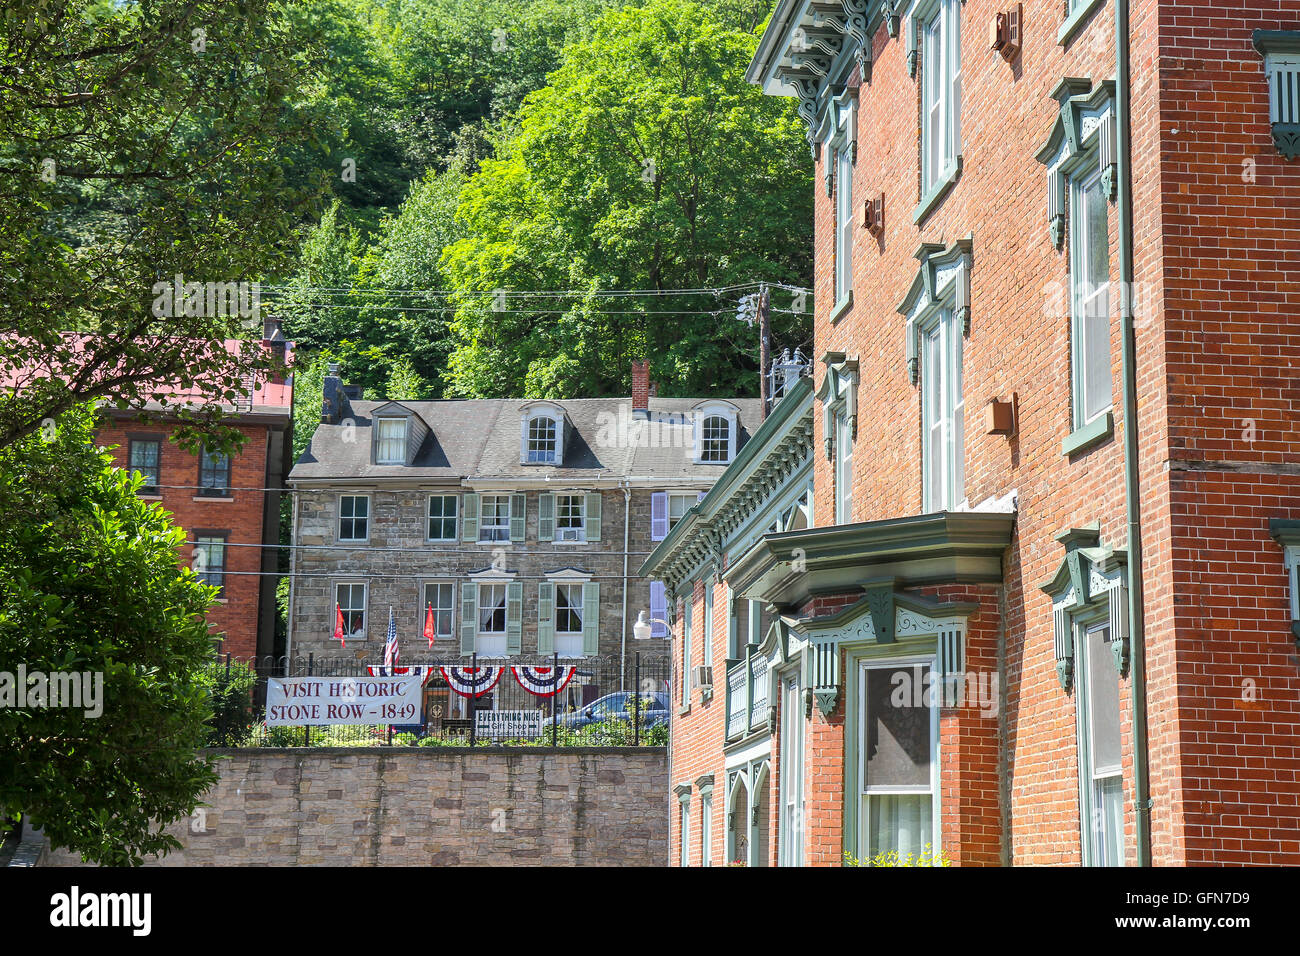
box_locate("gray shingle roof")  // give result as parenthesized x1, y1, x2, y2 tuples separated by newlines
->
(289, 396, 763, 483)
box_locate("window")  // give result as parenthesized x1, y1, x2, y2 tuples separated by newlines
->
(1071, 167, 1112, 429)
(703, 585, 714, 668)
(555, 583, 585, 658)
(1076, 621, 1125, 866)
(835, 137, 853, 303)
(681, 600, 692, 708)
(193, 536, 226, 593)
(780, 677, 805, 866)
(858, 661, 938, 862)
(339, 495, 369, 541)
(668, 493, 695, 529)
(198, 446, 231, 496)
(129, 439, 161, 495)
(375, 417, 406, 464)
(427, 495, 458, 541)
(478, 584, 507, 634)
(336, 583, 367, 640)
(835, 408, 854, 524)
(479, 494, 510, 542)
(921, 307, 964, 512)
(919, 0, 962, 198)
(423, 582, 455, 641)
(679, 798, 691, 867)
(701, 416, 730, 463)
(556, 494, 586, 542)
(526, 415, 559, 464)
(701, 791, 713, 867)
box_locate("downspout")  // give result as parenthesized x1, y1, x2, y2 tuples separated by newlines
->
(620, 481, 632, 691)
(284, 485, 300, 668)
(1115, 0, 1153, 867)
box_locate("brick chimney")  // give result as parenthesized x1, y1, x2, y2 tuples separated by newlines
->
(632, 359, 651, 418)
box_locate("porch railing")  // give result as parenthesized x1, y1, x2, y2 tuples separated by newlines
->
(725, 646, 770, 741)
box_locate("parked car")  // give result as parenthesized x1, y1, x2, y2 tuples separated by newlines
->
(555, 691, 670, 730)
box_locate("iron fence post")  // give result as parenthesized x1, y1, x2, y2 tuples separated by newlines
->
(468, 652, 477, 748)
(551, 652, 559, 747)
(634, 652, 641, 746)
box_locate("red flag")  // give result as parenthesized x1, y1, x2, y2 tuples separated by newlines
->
(423, 603, 436, 648)
(334, 603, 347, 649)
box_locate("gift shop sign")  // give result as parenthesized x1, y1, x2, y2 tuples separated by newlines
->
(264, 676, 422, 725)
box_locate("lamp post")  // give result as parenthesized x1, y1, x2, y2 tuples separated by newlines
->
(632, 609, 671, 641)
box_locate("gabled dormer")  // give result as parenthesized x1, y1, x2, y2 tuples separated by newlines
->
(520, 401, 567, 465)
(370, 402, 427, 466)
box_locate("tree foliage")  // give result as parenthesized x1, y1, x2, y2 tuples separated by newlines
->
(0, 0, 334, 451)
(0, 408, 220, 865)
(439, 0, 812, 399)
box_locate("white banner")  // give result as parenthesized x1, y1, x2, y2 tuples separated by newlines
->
(264, 676, 423, 726)
(475, 710, 545, 738)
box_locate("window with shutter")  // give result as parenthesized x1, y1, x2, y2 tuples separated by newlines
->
(509, 493, 527, 542)
(460, 583, 477, 654)
(555, 494, 585, 542)
(916, 0, 963, 210)
(506, 581, 523, 655)
(537, 582, 555, 655)
(538, 493, 556, 541)
(650, 581, 668, 638)
(585, 493, 602, 542)
(582, 582, 600, 656)
(461, 493, 480, 541)
(478, 494, 510, 542)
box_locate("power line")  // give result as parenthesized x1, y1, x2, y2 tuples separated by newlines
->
(187, 539, 658, 558)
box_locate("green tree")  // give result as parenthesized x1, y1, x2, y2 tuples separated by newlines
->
(440, 0, 812, 399)
(0, 0, 335, 452)
(0, 408, 221, 865)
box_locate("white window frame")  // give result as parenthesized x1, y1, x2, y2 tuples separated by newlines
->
(701, 791, 713, 867)
(856, 657, 941, 863)
(427, 494, 459, 541)
(555, 493, 587, 543)
(679, 797, 691, 867)
(375, 416, 407, 465)
(667, 492, 695, 530)
(779, 675, 805, 866)
(834, 114, 854, 305)
(421, 580, 456, 642)
(920, 306, 964, 512)
(680, 599, 692, 708)
(918, 0, 962, 198)
(338, 494, 370, 543)
(1075, 617, 1126, 866)
(834, 405, 854, 524)
(335, 581, 368, 642)
(522, 407, 563, 465)
(693, 403, 738, 464)
(478, 493, 511, 543)
(1070, 165, 1113, 430)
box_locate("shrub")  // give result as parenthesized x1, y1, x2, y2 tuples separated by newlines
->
(200, 660, 259, 746)
(843, 845, 952, 867)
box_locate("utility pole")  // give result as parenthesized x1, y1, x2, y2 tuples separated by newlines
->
(758, 283, 771, 420)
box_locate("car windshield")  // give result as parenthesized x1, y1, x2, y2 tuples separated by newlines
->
(593, 694, 626, 715)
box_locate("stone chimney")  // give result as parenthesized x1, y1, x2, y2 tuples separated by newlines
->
(631, 359, 651, 418)
(321, 363, 352, 424)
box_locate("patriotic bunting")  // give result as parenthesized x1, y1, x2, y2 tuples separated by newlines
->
(439, 665, 504, 698)
(511, 665, 577, 697)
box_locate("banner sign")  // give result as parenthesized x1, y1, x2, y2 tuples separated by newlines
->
(511, 665, 577, 697)
(474, 709, 544, 738)
(264, 676, 423, 726)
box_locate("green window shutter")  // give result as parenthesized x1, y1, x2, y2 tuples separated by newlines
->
(585, 493, 602, 542)
(537, 582, 555, 655)
(506, 581, 523, 654)
(509, 493, 527, 542)
(460, 582, 477, 654)
(461, 493, 479, 541)
(538, 493, 555, 541)
(582, 582, 600, 656)
(727, 588, 739, 659)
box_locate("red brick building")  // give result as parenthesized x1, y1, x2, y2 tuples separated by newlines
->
(97, 343, 293, 660)
(644, 0, 1300, 866)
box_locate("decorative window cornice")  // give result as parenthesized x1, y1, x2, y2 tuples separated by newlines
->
(897, 237, 973, 385)
(1038, 525, 1129, 691)
(1035, 78, 1118, 246)
(1252, 31, 1300, 160)
(817, 352, 859, 456)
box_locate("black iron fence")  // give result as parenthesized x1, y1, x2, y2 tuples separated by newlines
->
(208, 652, 672, 748)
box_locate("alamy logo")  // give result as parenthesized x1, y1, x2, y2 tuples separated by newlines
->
(0, 666, 102, 717)
(50, 886, 151, 936)
(150, 274, 260, 319)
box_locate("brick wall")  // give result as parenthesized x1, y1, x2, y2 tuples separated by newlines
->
(97, 419, 278, 659)
(43, 747, 667, 867)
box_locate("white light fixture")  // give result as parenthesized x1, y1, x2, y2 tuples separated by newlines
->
(633, 609, 670, 641)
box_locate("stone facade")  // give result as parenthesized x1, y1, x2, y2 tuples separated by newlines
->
(43, 747, 668, 867)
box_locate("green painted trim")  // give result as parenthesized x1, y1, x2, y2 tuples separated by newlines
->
(913, 157, 963, 225)
(1058, 0, 1105, 46)
(1268, 519, 1300, 548)
(830, 292, 854, 324)
(678, 705, 691, 717)
(1252, 29, 1300, 56)
(1061, 411, 1114, 457)
(1269, 123, 1300, 162)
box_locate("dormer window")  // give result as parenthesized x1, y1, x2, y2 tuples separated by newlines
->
(521, 403, 565, 465)
(692, 402, 738, 464)
(375, 417, 406, 464)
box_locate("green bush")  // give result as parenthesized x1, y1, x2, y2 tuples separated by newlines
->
(843, 845, 952, 867)
(200, 660, 259, 746)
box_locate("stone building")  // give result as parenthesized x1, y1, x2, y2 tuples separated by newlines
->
(647, 0, 1300, 866)
(286, 362, 761, 685)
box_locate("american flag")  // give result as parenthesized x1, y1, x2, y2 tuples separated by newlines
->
(383, 606, 400, 667)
